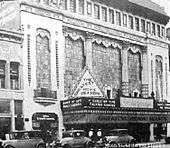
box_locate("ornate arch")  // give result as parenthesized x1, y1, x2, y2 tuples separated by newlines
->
(36, 28, 51, 89)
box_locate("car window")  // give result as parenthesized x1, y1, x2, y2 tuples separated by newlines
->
(74, 132, 85, 138)
(28, 131, 42, 139)
(62, 132, 73, 138)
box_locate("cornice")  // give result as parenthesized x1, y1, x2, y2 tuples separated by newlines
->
(0, 29, 23, 44)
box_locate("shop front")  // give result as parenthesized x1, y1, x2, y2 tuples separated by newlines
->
(32, 112, 58, 131)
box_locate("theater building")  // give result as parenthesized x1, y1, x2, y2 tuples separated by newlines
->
(1, 0, 170, 142)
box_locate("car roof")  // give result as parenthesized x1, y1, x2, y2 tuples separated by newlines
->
(10, 130, 41, 133)
(110, 129, 128, 132)
(63, 130, 85, 133)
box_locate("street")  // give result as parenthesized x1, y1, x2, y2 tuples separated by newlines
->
(141, 144, 170, 148)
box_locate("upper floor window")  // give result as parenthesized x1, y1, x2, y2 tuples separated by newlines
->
(157, 25, 161, 37)
(109, 9, 114, 24)
(152, 23, 156, 36)
(70, 0, 76, 13)
(161, 26, 165, 37)
(128, 15, 133, 29)
(94, 4, 100, 19)
(141, 19, 145, 33)
(135, 17, 139, 31)
(146, 22, 151, 34)
(78, 0, 84, 14)
(43, 0, 49, 5)
(123, 14, 127, 27)
(116, 11, 121, 26)
(87, 2, 92, 16)
(61, 0, 67, 10)
(0, 60, 5, 89)
(14, 100, 23, 115)
(102, 7, 107, 22)
(10, 62, 19, 90)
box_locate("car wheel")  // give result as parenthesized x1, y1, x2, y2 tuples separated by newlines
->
(37, 144, 46, 148)
(64, 144, 71, 148)
(85, 141, 94, 148)
(109, 142, 118, 148)
(129, 141, 136, 148)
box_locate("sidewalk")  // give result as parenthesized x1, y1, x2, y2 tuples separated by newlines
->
(136, 139, 165, 147)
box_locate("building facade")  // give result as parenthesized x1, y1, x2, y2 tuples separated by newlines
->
(0, 0, 170, 142)
(0, 28, 23, 139)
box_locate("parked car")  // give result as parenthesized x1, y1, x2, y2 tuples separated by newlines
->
(0, 130, 46, 148)
(97, 129, 136, 148)
(55, 130, 94, 148)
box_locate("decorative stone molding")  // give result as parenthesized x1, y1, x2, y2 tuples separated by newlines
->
(37, 28, 50, 39)
(0, 29, 23, 44)
(92, 35, 122, 49)
(63, 27, 85, 41)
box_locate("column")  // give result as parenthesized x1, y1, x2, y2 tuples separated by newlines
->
(5, 61, 10, 89)
(167, 123, 170, 137)
(149, 123, 154, 141)
(121, 42, 129, 96)
(85, 32, 93, 71)
(19, 64, 24, 90)
(10, 100, 15, 131)
(141, 47, 149, 98)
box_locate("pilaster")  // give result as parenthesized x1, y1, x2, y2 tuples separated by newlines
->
(85, 32, 94, 71)
(141, 47, 149, 98)
(5, 61, 10, 89)
(121, 42, 129, 96)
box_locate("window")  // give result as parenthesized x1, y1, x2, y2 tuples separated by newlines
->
(87, 2, 92, 16)
(61, 0, 67, 10)
(10, 62, 19, 90)
(123, 14, 127, 27)
(14, 100, 23, 115)
(0, 60, 5, 89)
(70, 0, 76, 13)
(152, 23, 156, 35)
(101, 7, 107, 22)
(161, 26, 165, 37)
(116, 11, 121, 26)
(94, 4, 100, 19)
(146, 22, 151, 34)
(109, 9, 114, 24)
(128, 15, 133, 29)
(0, 100, 10, 113)
(78, 0, 84, 14)
(157, 25, 161, 37)
(135, 17, 139, 31)
(141, 19, 145, 33)
(43, 0, 49, 5)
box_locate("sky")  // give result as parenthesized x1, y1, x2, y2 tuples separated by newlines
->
(152, 0, 170, 16)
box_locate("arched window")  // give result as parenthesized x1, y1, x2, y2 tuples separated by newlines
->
(155, 55, 163, 100)
(36, 28, 51, 90)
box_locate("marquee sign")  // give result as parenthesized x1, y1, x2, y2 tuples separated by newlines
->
(72, 68, 104, 98)
(120, 97, 154, 109)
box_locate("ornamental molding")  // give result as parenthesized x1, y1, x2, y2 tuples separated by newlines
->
(37, 28, 50, 39)
(92, 35, 122, 49)
(0, 29, 23, 44)
(127, 46, 141, 54)
(63, 27, 85, 41)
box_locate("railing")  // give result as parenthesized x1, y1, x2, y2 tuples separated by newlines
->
(61, 97, 115, 110)
(34, 88, 57, 99)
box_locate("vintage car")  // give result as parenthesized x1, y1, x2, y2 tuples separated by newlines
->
(97, 129, 136, 148)
(56, 130, 94, 148)
(0, 130, 46, 148)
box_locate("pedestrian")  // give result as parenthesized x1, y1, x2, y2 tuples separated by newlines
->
(97, 129, 102, 141)
(88, 129, 94, 141)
